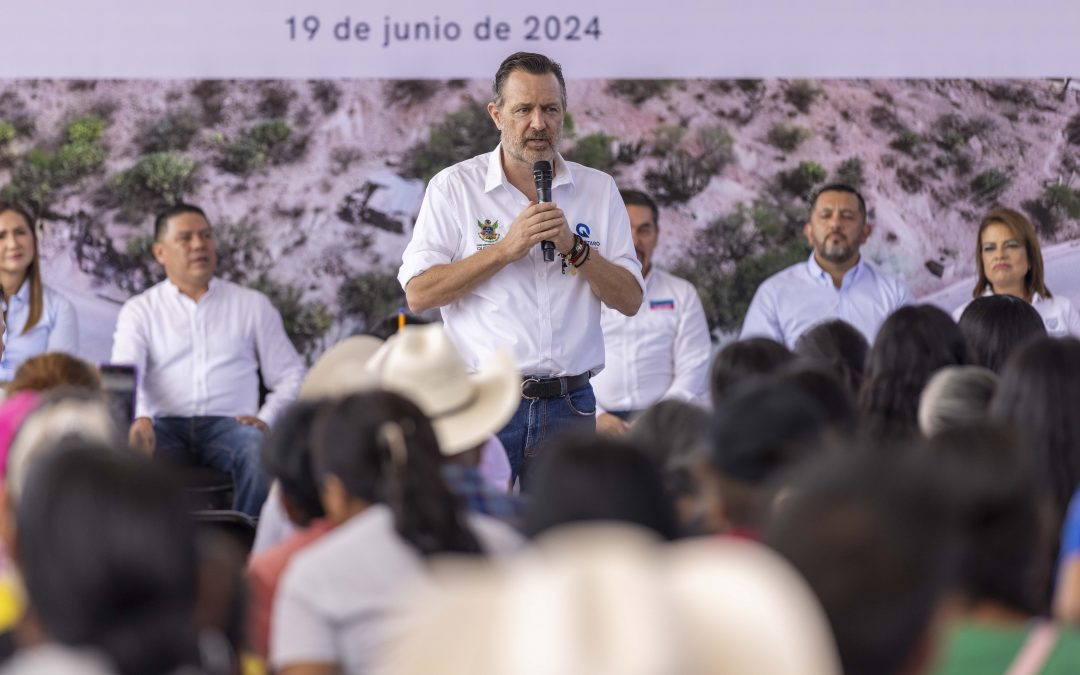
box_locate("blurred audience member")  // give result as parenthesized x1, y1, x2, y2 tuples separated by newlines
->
(6, 352, 100, 396)
(1055, 486, 1080, 625)
(923, 424, 1080, 674)
(992, 337, 1080, 555)
(767, 451, 957, 675)
(628, 400, 711, 534)
(918, 366, 998, 437)
(859, 304, 969, 441)
(0, 203, 78, 382)
(793, 318, 870, 397)
(928, 424, 1080, 672)
(774, 364, 858, 440)
(365, 325, 522, 526)
(523, 436, 680, 542)
(384, 525, 841, 675)
(957, 294, 1046, 373)
(8, 446, 199, 675)
(704, 380, 830, 537)
(709, 336, 793, 407)
(271, 391, 522, 675)
(246, 401, 331, 660)
(252, 335, 383, 556)
(4, 390, 118, 503)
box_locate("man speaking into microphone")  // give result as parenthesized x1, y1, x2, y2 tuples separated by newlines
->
(399, 51, 644, 484)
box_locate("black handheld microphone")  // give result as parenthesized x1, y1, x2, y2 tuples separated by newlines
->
(532, 160, 555, 262)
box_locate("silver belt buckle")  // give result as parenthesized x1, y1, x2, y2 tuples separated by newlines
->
(521, 377, 541, 400)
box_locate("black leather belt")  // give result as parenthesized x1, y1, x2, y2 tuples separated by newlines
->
(521, 373, 591, 399)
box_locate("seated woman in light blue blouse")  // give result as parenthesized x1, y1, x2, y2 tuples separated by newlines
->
(0, 204, 77, 381)
(953, 207, 1080, 336)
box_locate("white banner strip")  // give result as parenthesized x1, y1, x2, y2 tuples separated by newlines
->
(1, 0, 1078, 78)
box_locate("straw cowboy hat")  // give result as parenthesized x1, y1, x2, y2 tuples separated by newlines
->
(383, 524, 841, 675)
(365, 324, 520, 456)
(298, 335, 385, 401)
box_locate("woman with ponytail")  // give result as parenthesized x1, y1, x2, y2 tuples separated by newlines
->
(270, 391, 522, 675)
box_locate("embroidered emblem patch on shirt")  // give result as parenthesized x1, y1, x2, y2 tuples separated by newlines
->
(477, 218, 500, 243)
(649, 299, 675, 310)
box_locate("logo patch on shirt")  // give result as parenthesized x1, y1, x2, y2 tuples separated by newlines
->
(477, 218, 501, 243)
(575, 223, 591, 238)
(649, 299, 675, 310)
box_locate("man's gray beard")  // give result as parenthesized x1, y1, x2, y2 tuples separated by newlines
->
(817, 244, 856, 265)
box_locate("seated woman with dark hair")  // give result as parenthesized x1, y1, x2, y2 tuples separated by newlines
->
(709, 337, 794, 407)
(859, 304, 969, 442)
(954, 207, 1080, 337)
(793, 319, 870, 398)
(957, 294, 1046, 373)
(270, 391, 522, 675)
(8, 445, 200, 675)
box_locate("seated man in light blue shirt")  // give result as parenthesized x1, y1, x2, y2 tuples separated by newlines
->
(740, 184, 913, 348)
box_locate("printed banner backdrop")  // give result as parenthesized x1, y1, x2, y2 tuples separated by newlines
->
(0, 2, 1078, 362)
(2, 1, 1079, 78)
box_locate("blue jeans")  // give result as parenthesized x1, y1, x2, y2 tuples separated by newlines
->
(496, 384, 596, 487)
(153, 416, 270, 517)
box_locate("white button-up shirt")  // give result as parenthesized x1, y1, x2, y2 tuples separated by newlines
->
(399, 146, 644, 377)
(952, 291, 1080, 337)
(0, 282, 78, 381)
(592, 268, 711, 412)
(110, 278, 305, 425)
(740, 253, 914, 348)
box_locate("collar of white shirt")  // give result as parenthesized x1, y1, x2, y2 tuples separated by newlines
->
(482, 146, 577, 197)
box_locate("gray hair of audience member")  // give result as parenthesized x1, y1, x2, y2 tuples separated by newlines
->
(383, 525, 842, 675)
(5, 389, 120, 503)
(918, 366, 999, 437)
(793, 319, 869, 397)
(709, 337, 794, 407)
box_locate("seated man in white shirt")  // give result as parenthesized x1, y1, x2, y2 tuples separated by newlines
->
(111, 204, 305, 516)
(592, 190, 711, 436)
(740, 183, 913, 348)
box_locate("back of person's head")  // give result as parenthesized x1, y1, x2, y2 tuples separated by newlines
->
(260, 401, 326, 527)
(628, 401, 711, 535)
(773, 365, 857, 439)
(16, 444, 198, 675)
(926, 423, 1049, 615)
(628, 400, 708, 468)
(384, 526, 841, 675)
(794, 319, 870, 396)
(706, 380, 830, 532)
(958, 294, 1046, 373)
(311, 390, 483, 557)
(766, 450, 956, 675)
(5, 389, 119, 503)
(523, 437, 680, 541)
(6, 352, 101, 395)
(991, 336, 1080, 526)
(710, 337, 794, 406)
(918, 366, 998, 437)
(859, 304, 970, 441)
